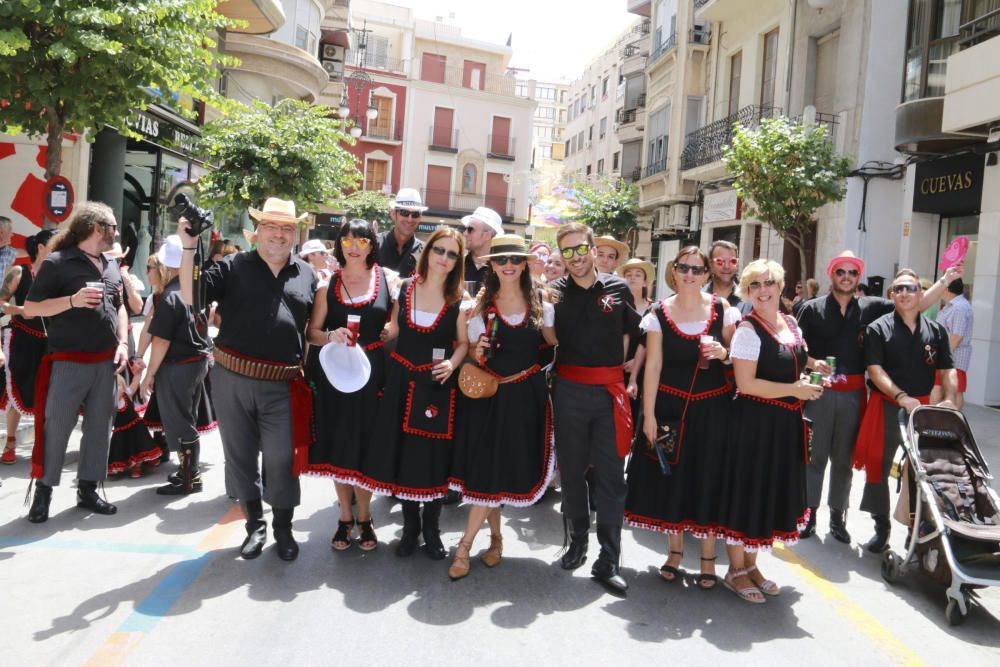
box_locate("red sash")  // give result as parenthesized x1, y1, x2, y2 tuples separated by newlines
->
(852, 391, 928, 483)
(556, 364, 633, 458)
(32, 348, 116, 479)
(289, 375, 315, 476)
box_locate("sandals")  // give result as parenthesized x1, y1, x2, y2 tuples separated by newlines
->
(331, 519, 356, 551)
(723, 568, 766, 604)
(449, 540, 473, 580)
(659, 550, 684, 583)
(479, 533, 503, 568)
(1, 439, 16, 465)
(698, 555, 718, 590)
(747, 565, 780, 596)
(357, 518, 378, 551)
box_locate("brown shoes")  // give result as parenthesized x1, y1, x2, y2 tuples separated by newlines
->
(479, 533, 503, 568)
(448, 540, 473, 580)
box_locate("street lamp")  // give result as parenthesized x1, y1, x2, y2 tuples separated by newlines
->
(340, 20, 378, 138)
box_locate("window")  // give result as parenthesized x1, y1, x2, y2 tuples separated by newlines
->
(565, 139, 572, 156)
(599, 116, 607, 139)
(577, 130, 584, 147)
(612, 151, 620, 171)
(463, 60, 486, 90)
(421, 53, 447, 84)
(647, 104, 670, 168)
(602, 76, 609, 98)
(536, 126, 554, 139)
(541, 146, 553, 159)
(685, 96, 703, 138)
(597, 159, 604, 175)
(365, 158, 388, 193)
(367, 34, 389, 68)
(558, 109, 566, 124)
(552, 142, 565, 160)
(588, 125, 594, 141)
(515, 81, 528, 97)
(902, 0, 972, 101)
(590, 85, 597, 103)
(553, 127, 563, 140)
(461, 163, 477, 194)
(728, 51, 742, 117)
(586, 164, 592, 176)
(560, 90, 567, 103)
(760, 28, 779, 109)
(535, 106, 555, 119)
(537, 86, 556, 100)
(295, 25, 316, 55)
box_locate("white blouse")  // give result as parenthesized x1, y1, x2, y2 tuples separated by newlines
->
(467, 301, 555, 341)
(640, 305, 742, 335)
(730, 321, 805, 362)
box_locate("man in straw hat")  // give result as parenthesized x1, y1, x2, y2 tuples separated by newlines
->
(796, 249, 960, 549)
(376, 187, 427, 278)
(593, 235, 628, 275)
(22, 201, 129, 522)
(549, 222, 640, 595)
(178, 197, 317, 561)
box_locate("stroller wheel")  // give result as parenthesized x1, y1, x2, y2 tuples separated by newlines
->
(945, 597, 968, 627)
(880, 550, 901, 584)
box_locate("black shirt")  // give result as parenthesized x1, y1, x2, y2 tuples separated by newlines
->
(26, 246, 123, 353)
(551, 271, 640, 367)
(464, 253, 489, 294)
(798, 294, 894, 375)
(147, 278, 210, 362)
(864, 311, 953, 397)
(376, 229, 423, 278)
(703, 280, 751, 315)
(203, 251, 316, 365)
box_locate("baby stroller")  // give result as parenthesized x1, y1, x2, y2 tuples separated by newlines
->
(881, 405, 1000, 626)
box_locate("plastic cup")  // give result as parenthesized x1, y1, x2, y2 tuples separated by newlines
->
(346, 314, 361, 347)
(698, 335, 714, 369)
(85, 281, 104, 305)
(432, 348, 446, 363)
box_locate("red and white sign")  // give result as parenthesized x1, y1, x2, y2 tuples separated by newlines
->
(44, 175, 74, 222)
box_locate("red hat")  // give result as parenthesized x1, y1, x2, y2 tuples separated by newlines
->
(826, 250, 865, 278)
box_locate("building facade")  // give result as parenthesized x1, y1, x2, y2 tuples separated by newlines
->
(517, 79, 569, 200)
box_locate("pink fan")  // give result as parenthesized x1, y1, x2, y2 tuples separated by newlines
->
(938, 236, 969, 272)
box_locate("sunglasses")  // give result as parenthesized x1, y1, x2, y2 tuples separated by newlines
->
(713, 257, 739, 267)
(430, 245, 461, 261)
(98, 222, 118, 231)
(341, 237, 371, 250)
(748, 279, 778, 291)
(560, 243, 592, 259)
(891, 283, 920, 294)
(674, 262, 708, 276)
(492, 256, 526, 266)
(835, 268, 859, 277)
(396, 210, 421, 219)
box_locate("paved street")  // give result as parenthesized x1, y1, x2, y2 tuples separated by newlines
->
(2, 405, 1000, 666)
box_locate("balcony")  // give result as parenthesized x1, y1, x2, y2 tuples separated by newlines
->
(627, 0, 651, 17)
(649, 32, 677, 65)
(487, 134, 516, 160)
(680, 104, 781, 171)
(417, 61, 516, 96)
(958, 7, 1000, 48)
(223, 32, 329, 103)
(217, 0, 285, 35)
(789, 111, 839, 145)
(420, 189, 516, 220)
(616, 108, 638, 125)
(637, 93, 646, 108)
(943, 16, 1000, 136)
(428, 126, 459, 152)
(364, 119, 402, 143)
(641, 157, 668, 180)
(696, 0, 783, 23)
(345, 49, 407, 75)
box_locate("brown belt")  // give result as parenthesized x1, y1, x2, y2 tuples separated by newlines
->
(214, 345, 301, 382)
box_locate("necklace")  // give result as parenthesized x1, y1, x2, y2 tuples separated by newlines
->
(81, 248, 103, 261)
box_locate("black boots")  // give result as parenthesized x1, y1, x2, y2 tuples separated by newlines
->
(829, 509, 851, 544)
(28, 482, 53, 523)
(157, 439, 202, 496)
(864, 514, 891, 553)
(396, 500, 422, 557)
(560, 516, 590, 570)
(799, 506, 818, 539)
(240, 499, 267, 559)
(421, 500, 446, 560)
(592, 524, 628, 595)
(77, 480, 117, 515)
(272, 508, 299, 561)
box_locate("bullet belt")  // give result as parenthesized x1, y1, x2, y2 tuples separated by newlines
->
(213, 345, 301, 382)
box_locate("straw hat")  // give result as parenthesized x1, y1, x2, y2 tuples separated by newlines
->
(319, 342, 371, 393)
(594, 235, 628, 264)
(825, 250, 865, 278)
(616, 257, 655, 284)
(248, 197, 308, 225)
(481, 233, 531, 259)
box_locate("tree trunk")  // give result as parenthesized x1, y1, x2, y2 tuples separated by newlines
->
(44, 107, 64, 180)
(782, 226, 809, 291)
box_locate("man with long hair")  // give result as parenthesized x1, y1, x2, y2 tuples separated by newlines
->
(23, 201, 129, 522)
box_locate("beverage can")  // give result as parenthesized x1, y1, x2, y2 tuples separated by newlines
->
(825, 356, 837, 372)
(809, 371, 823, 386)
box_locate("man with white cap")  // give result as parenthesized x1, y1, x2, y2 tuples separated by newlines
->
(139, 235, 212, 496)
(461, 206, 503, 294)
(299, 238, 332, 284)
(178, 197, 317, 561)
(376, 187, 427, 278)
(797, 250, 960, 548)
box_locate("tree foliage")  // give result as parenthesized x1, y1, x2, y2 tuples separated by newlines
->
(196, 98, 361, 217)
(724, 116, 852, 284)
(0, 0, 239, 179)
(342, 190, 393, 229)
(573, 178, 639, 242)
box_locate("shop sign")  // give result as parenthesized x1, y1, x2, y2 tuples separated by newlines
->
(44, 176, 74, 222)
(702, 189, 740, 223)
(913, 152, 984, 216)
(124, 109, 198, 156)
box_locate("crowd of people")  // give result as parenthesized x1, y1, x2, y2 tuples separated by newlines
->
(0, 190, 965, 601)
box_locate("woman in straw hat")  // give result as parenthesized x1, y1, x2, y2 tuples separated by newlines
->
(447, 234, 558, 580)
(359, 226, 469, 560)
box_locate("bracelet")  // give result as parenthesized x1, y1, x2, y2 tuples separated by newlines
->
(68, 294, 74, 308)
(118, 341, 128, 347)
(327, 330, 333, 342)
(183, 248, 197, 251)
(894, 390, 907, 401)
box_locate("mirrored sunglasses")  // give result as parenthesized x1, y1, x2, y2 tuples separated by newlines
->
(713, 257, 739, 267)
(891, 283, 920, 294)
(341, 237, 371, 249)
(560, 243, 591, 259)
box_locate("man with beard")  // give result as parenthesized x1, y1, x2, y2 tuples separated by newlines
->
(179, 198, 316, 561)
(23, 202, 129, 522)
(797, 250, 959, 548)
(461, 206, 502, 294)
(550, 223, 640, 595)
(376, 188, 426, 278)
(703, 240, 750, 314)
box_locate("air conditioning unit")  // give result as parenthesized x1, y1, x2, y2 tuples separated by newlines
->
(322, 44, 345, 61)
(668, 204, 691, 229)
(692, 21, 710, 45)
(322, 60, 344, 77)
(653, 207, 671, 232)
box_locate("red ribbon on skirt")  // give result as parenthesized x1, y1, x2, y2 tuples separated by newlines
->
(852, 390, 928, 483)
(556, 364, 633, 458)
(289, 374, 315, 476)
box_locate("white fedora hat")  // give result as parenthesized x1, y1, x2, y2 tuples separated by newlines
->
(319, 341, 371, 393)
(156, 235, 183, 269)
(461, 206, 503, 236)
(298, 239, 328, 257)
(391, 187, 428, 212)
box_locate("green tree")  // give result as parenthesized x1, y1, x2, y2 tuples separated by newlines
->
(573, 178, 639, 246)
(0, 0, 238, 179)
(724, 116, 852, 286)
(342, 189, 393, 229)
(196, 98, 361, 218)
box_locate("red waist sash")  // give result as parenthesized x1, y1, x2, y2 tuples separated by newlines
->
(831, 373, 866, 392)
(32, 348, 116, 479)
(852, 391, 928, 483)
(556, 364, 633, 458)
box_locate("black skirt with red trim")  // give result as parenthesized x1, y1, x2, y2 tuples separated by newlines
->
(108, 399, 162, 475)
(140, 373, 218, 435)
(4, 320, 46, 415)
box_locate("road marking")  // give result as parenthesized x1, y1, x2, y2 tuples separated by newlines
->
(84, 505, 245, 667)
(0, 537, 199, 556)
(774, 544, 927, 666)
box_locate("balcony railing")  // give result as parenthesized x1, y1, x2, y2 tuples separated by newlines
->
(650, 32, 677, 62)
(789, 111, 839, 144)
(487, 133, 516, 160)
(680, 104, 781, 170)
(420, 189, 516, 218)
(637, 92, 646, 108)
(693, 0, 711, 9)
(345, 49, 407, 74)
(616, 108, 638, 125)
(959, 7, 1000, 48)
(690, 26, 711, 46)
(418, 62, 516, 96)
(623, 43, 642, 58)
(365, 120, 402, 142)
(428, 126, 459, 152)
(641, 157, 668, 179)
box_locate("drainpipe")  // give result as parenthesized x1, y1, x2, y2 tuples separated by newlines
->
(785, 0, 798, 112)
